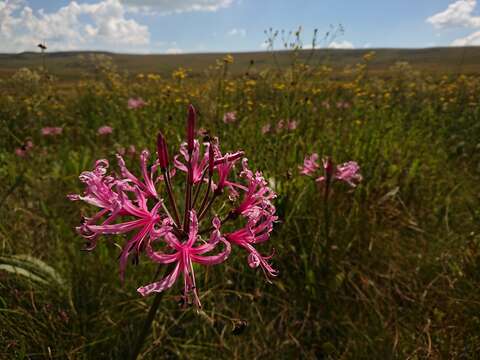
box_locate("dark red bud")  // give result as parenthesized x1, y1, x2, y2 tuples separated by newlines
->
(187, 104, 196, 154)
(209, 142, 215, 174)
(157, 132, 169, 169)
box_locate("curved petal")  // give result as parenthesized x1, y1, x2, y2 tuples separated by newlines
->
(191, 238, 231, 265)
(137, 262, 181, 296)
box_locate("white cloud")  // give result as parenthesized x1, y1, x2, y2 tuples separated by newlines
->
(227, 28, 246, 37)
(452, 30, 480, 45)
(426, 0, 480, 46)
(0, 0, 150, 52)
(427, 0, 480, 28)
(121, 0, 234, 14)
(328, 40, 354, 49)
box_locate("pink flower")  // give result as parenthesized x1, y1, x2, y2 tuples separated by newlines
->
(97, 126, 113, 135)
(261, 123, 271, 134)
(330, 161, 362, 187)
(299, 153, 320, 176)
(14, 140, 33, 157)
(300, 153, 362, 187)
(223, 111, 237, 124)
(321, 100, 331, 109)
(137, 211, 231, 307)
(287, 120, 298, 131)
(336, 101, 351, 109)
(128, 97, 147, 110)
(41, 127, 63, 136)
(276, 120, 285, 132)
(69, 104, 278, 308)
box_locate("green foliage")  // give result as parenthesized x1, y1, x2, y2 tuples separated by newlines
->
(0, 51, 480, 359)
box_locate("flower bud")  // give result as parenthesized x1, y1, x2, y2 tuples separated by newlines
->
(157, 132, 169, 170)
(187, 104, 196, 154)
(209, 142, 215, 175)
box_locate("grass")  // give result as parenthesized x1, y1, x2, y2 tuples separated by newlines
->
(0, 49, 480, 359)
(1, 47, 480, 82)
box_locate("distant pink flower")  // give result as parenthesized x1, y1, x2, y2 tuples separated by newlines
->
(223, 111, 237, 124)
(299, 153, 320, 176)
(287, 120, 298, 131)
(328, 161, 362, 187)
(321, 100, 331, 109)
(15, 140, 33, 157)
(261, 123, 271, 134)
(336, 101, 351, 109)
(97, 126, 113, 135)
(41, 127, 63, 136)
(128, 97, 147, 110)
(276, 119, 285, 132)
(300, 154, 362, 187)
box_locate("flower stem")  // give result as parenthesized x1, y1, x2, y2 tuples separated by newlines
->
(131, 291, 164, 360)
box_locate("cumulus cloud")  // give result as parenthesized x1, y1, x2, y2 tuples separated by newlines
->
(427, 0, 480, 28)
(227, 28, 246, 37)
(121, 0, 234, 14)
(426, 0, 480, 46)
(328, 40, 354, 49)
(452, 30, 480, 45)
(0, 0, 150, 53)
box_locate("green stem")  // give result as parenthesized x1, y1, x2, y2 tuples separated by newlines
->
(131, 291, 164, 359)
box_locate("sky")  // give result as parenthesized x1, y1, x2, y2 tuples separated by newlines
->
(1, 0, 480, 53)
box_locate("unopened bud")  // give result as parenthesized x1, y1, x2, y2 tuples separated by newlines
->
(157, 132, 169, 170)
(187, 104, 196, 154)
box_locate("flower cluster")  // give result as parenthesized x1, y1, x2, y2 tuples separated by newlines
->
(299, 154, 362, 187)
(69, 105, 278, 307)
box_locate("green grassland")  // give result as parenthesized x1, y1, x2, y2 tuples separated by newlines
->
(1, 47, 480, 81)
(1, 49, 480, 359)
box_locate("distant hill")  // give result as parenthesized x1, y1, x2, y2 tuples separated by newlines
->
(0, 47, 479, 81)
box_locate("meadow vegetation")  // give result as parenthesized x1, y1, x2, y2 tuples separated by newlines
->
(1, 48, 480, 359)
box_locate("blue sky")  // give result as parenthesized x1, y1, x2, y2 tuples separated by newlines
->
(1, 0, 480, 53)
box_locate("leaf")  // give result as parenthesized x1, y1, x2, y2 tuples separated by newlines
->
(0, 254, 65, 289)
(0, 264, 48, 285)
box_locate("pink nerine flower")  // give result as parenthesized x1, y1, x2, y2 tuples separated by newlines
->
(97, 126, 113, 135)
(41, 127, 63, 136)
(128, 97, 147, 109)
(299, 153, 320, 176)
(138, 211, 231, 307)
(300, 153, 362, 187)
(69, 104, 278, 308)
(15, 140, 33, 157)
(261, 124, 271, 135)
(287, 120, 298, 131)
(223, 111, 237, 124)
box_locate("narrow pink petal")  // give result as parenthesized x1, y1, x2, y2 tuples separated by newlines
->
(137, 262, 181, 296)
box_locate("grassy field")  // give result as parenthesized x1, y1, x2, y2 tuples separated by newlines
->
(1, 47, 480, 81)
(1, 49, 480, 359)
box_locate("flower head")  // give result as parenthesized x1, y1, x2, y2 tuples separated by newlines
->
(69, 105, 278, 308)
(223, 111, 237, 124)
(97, 126, 113, 135)
(41, 127, 63, 136)
(300, 153, 362, 188)
(128, 97, 147, 110)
